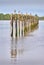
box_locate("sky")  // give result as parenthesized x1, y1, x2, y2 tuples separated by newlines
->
(0, 0, 44, 16)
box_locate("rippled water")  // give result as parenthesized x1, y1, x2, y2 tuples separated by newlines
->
(0, 20, 44, 65)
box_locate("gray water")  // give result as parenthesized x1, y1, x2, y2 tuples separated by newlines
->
(0, 20, 44, 65)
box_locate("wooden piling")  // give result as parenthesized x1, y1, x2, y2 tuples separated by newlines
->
(10, 13, 39, 38)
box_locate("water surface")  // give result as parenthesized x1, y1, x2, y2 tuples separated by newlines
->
(0, 20, 44, 65)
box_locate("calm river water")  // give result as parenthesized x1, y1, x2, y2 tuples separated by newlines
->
(0, 20, 44, 65)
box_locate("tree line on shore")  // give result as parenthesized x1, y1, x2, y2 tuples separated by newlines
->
(39, 16, 44, 20)
(0, 13, 40, 20)
(0, 13, 11, 20)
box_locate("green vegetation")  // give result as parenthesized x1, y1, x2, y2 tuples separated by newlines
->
(0, 13, 39, 20)
(31, 23, 38, 30)
(24, 26, 28, 34)
(39, 16, 44, 20)
(0, 13, 11, 20)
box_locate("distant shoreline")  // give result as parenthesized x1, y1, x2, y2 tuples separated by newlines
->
(0, 13, 44, 20)
(39, 17, 44, 20)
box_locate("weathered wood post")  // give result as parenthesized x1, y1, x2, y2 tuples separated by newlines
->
(17, 11, 21, 38)
(21, 13, 24, 37)
(10, 14, 13, 37)
(26, 13, 28, 31)
(30, 14, 32, 31)
(18, 12, 23, 38)
(14, 10, 17, 38)
(15, 16, 17, 38)
(22, 21, 24, 37)
(13, 19, 16, 38)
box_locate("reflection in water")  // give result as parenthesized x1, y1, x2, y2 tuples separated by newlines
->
(30, 23, 39, 32)
(17, 38, 24, 56)
(11, 38, 17, 58)
(10, 24, 39, 59)
(10, 22, 39, 64)
(0, 20, 44, 64)
(11, 37, 24, 59)
(27, 23, 39, 37)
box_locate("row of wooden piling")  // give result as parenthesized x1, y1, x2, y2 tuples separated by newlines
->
(10, 13, 39, 38)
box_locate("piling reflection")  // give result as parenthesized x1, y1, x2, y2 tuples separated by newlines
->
(17, 38, 24, 56)
(10, 23, 38, 59)
(11, 37, 24, 59)
(24, 22, 39, 36)
(30, 23, 39, 32)
(11, 38, 17, 59)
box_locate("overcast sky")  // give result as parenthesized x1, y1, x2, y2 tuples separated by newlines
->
(0, 0, 44, 16)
